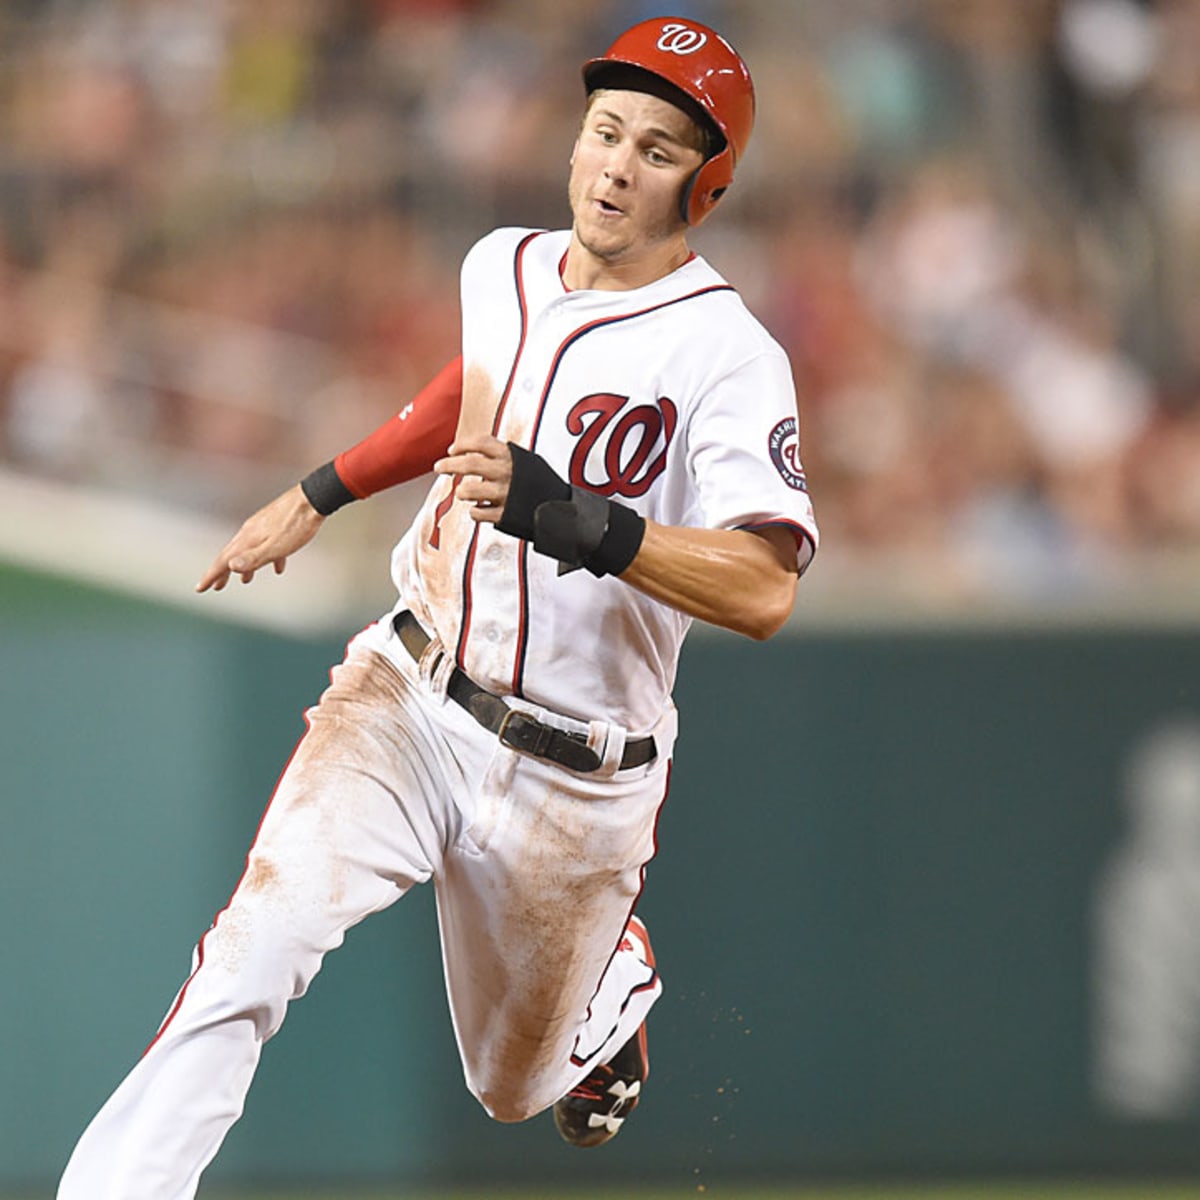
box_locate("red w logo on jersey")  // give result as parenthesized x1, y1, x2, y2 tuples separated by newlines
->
(565, 394, 678, 498)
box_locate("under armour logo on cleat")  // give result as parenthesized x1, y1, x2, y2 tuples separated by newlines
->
(607, 1079, 641, 1102)
(588, 1110, 625, 1134)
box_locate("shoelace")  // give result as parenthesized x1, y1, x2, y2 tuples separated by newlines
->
(567, 1063, 616, 1101)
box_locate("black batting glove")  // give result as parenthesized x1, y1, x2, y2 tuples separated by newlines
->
(497, 443, 646, 578)
(496, 443, 571, 542)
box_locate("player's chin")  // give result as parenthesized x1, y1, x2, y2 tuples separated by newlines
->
(575, 224, 631, 262)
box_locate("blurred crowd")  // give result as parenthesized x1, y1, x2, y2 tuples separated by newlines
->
(1, 0, 1199, 607)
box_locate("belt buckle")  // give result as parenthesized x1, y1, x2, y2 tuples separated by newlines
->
(497, 709, 555, 759)
(497, 709, 602, 772)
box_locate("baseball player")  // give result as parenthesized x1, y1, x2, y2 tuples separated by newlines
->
(58, 16, 818, 1197)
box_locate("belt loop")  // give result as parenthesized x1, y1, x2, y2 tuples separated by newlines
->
(428, 650, 455, 701)
(415, 635, 451, 701)
(590, 720, 626, 779)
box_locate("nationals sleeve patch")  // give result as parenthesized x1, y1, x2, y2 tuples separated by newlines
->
(768, 417, 808, 492)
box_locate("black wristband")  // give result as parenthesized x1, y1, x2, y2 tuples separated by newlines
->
(585, 497, 645, 578)
(496, 443, 571, 541)
(533, 487, 645, 578)
(299, 461, 357, 516)
(494, 445, 644, 578)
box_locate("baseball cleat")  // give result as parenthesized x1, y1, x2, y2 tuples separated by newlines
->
(553, 1022, 648, 1147)
(554, 917, 654, 1148)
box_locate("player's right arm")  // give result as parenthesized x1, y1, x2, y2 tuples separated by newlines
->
(437, 436, 811, 640)
(197, 357, 463, 592)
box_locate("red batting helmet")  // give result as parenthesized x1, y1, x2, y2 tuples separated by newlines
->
(582, 16, 755, 226)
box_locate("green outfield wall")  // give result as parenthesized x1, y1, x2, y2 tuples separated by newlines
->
(3, 564, 1200, 1191)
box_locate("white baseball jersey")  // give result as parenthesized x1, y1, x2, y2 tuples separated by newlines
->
(394, 226, 818, 733)
(57, 227, 818, 1200)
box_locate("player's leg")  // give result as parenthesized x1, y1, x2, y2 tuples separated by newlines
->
(551, 911, 656, 1147)
(434, 713, 674, 1126)
(57, 631, 480, 1200)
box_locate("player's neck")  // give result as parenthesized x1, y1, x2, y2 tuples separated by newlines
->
(562, 233, 693, 292)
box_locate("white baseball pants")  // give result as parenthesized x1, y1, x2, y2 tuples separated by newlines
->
(58, 614, 671, 1199)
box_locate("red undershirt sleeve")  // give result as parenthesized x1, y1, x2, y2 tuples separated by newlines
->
(334, 355, 463, 498)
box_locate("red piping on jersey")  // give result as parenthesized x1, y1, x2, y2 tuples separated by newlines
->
(456, 230, 541, 670)
(526, 285, 733, 447)
(558, 249, 695, 289)
(511, 540, 531, 696)
(510, 283, 734, 697)
(739, 518, 818, 565)
(569, 760, 672, 1069)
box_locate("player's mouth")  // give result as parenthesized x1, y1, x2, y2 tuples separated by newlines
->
(593, 197, 625, 216)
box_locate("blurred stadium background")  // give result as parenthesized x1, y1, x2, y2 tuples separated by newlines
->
(3, 0, 1200, 1196)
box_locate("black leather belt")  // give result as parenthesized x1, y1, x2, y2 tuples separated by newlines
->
(392, 611, 656, 774)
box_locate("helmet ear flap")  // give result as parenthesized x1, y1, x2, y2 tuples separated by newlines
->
(684, 147, 735, 226)
(679, 172, 699, 226)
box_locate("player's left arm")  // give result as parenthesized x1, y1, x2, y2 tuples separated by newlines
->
(435, 436, 806, 641)
(616, 521, 800, 640)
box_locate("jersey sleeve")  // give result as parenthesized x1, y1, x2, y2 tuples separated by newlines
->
(686, 348, 819, 569)
(333, 356, 463, 498)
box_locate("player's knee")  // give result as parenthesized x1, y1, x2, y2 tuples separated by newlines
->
(477, 1088, 541, 1124)
(472, 1064, 558, 1123)
(463, 1027, 574, 1122)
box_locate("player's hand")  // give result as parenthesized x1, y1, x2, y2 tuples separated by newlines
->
(196, 484, 325, 593)
(434, 435, 514, 523)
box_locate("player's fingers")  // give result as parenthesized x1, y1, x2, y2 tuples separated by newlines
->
(456, 475, 506, 503)
(196, 489, 312, 594)
(435, 442, 511, 479)
(435, 451, 490, 478)
(196, 559, 232, 593)
(197, 529, 251, 589)
(223, 553, 257, 586)
(196, 573, 226, 593)
(444, 434, 507, 459)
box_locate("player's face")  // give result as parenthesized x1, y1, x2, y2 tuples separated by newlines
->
(568, 89, 705, 278)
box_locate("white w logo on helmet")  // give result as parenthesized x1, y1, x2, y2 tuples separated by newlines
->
(656, 23, 708, 54)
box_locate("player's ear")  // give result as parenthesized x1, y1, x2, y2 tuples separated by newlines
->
(569, 138, 579, 167)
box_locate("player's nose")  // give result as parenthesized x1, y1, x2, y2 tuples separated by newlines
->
(602, 144, 635, 185)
